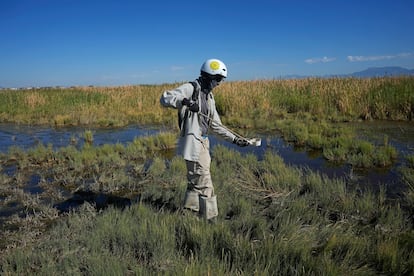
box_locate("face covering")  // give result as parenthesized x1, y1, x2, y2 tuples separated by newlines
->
(209, 79, 220, 90)
(199, 76, 221, 92)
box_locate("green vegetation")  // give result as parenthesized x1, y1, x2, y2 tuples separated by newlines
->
(0, 134, 413, 275)
(0, 78, 413, 274)
(401, 155, 414, 208)
(1, 77, 413, 127)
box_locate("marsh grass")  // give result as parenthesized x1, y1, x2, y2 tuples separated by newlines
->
(0, 85, 177, 127)
(0, 133, 413, 275)
(273, 118, 399, 168)
(1, 76, 413, 273)
(1, 77, 413, 127)
(214, 77, 414, 124)
(400, 155, 414, 209)
(1, 78, 409, 168)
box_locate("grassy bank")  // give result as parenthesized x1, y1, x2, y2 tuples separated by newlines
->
(1, 77, 413, 127)
(1, 133, 413, 274)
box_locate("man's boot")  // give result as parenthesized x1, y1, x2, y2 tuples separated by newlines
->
(199, 195, 218, 220)
(183, 190, 200, 212)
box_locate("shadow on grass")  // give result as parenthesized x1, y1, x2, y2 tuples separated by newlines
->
(53, 190, 132, 213)
(53, 190, 181, 215)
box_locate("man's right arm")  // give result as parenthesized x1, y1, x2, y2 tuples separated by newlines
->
(160, 83, 193, 109)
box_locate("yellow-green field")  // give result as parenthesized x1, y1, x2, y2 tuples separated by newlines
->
(1, 77, 413, 127)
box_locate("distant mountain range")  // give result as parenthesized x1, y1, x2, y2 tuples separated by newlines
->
(284, 66, 414, 79)
(347, 66, 414, 77)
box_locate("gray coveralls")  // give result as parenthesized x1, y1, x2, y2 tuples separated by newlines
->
(160, 80, 235, 218)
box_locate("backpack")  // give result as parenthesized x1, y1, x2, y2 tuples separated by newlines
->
(178, 81, 200, 133)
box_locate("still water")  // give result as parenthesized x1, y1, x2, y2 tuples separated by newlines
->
(0, 122, 413, 198)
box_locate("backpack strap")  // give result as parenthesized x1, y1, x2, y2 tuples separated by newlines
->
(189, 80, 200, 102)
(178, 81, 201, 135)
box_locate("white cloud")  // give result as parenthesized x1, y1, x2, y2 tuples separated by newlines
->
(397, 53, 414, 58)
(347, 55, 393, 62)
(347, 52, 413, 62)
(305, 56, 336, 64)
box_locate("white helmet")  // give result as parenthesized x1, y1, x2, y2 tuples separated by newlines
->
(200, 59, 227, 78)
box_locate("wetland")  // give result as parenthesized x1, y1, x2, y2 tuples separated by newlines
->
(1, 77, 413, 275)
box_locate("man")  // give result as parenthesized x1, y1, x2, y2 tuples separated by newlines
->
(160, 58, 250, 220)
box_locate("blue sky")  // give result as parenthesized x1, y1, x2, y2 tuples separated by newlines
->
(1, 0, 413, 87)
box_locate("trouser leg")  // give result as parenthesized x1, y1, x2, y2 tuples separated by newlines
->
(186, 138, 213, 197)
(183, 138, 215, 214)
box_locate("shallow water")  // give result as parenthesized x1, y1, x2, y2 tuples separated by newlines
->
(0, 122, 413, 199)
(0, 124, 161, 152)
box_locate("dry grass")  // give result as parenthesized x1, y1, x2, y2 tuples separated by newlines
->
(214, 77, 413, 122)
(1, 77, 413, 127)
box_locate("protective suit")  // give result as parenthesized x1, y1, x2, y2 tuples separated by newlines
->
(160, 59, 249, 219)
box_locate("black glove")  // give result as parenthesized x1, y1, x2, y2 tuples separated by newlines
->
(182, 98, 199, 112)
(233, 137, 249, 147)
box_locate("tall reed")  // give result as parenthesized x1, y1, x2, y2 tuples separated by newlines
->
(215, 76, 414, 124)
(1, 77, 413, 127)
